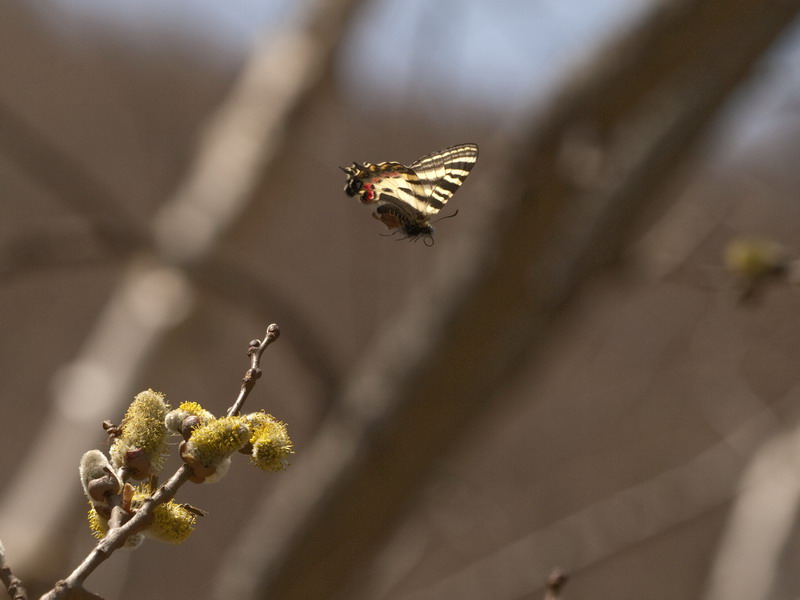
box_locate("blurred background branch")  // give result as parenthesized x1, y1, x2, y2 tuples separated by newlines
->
(214, 1, 800, 599)
(703, 422, 800, 600)
(3, 0, 800, 599)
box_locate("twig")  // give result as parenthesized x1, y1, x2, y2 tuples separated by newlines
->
(38, 324, 278, 598)
(544, 569, 568, 600)
(40, 466, 193, 600)
(228, 324, 281, 417)
(0, 0, 360, 578)
(190, 255, 341, 402)
(0, 539, 28, 600)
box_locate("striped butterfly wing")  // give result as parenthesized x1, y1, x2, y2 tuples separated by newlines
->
(407, 143, 479, 217)
(368, 162, 422, 211)
(341, 143, 478, 241)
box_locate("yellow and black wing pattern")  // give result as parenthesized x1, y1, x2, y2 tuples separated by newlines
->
(341, 143, 479, 243)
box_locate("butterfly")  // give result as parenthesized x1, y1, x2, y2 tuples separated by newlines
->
(341, 143, 479, 244)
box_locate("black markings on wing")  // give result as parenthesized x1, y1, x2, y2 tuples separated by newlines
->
(341, 143, 479, 241)
(371, 163, 429, 220)
(407, 143, 479, 215)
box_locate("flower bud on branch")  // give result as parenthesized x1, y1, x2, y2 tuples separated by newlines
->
(109, 390, 170, 480)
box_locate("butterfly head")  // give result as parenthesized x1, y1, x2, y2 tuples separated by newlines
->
(341, 163, 369, 198)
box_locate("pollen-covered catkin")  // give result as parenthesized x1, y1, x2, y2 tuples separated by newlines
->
(180, 416, 251, 483)
(110, 389, 170, 480)
(245, 412, 293, 472)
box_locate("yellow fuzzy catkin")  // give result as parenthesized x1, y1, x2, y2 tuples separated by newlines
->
(110, 389, 170, 479)
(181, 416, 251, 482)
(129, 485, 197, 544)
(246, 412, 293, 472)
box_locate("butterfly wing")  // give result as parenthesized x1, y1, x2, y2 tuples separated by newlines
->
(369, 162, 423, 209)
(347, 162, 423, 225)
(407, 143, 479, 216)
(341, 143, 479, 240)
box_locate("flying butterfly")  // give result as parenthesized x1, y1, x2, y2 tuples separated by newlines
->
(341, 143, 479, 245)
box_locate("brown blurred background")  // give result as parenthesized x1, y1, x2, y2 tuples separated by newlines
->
(3, 0, 800, 599)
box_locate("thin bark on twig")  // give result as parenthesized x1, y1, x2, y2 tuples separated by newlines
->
(229, 325, 281, 417)
(0, 0, 366, 580)
(39, 466, 193, 600)
(214, 1, 800, 599)
(544, 569, 568, 600)
(192, 254, 341, 402)
(0, 539, 28, 600)
(37, 326, 277, 599)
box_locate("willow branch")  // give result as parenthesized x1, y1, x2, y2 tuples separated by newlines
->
(191, 254, 342, 402)
(544, 569, 568, 600)
(40, 466, 193, 600)
(228, 324, 281, 417)
(0, 0, 366, 577)
(0, 539, 27, 600)
(40, 321, 277, 598)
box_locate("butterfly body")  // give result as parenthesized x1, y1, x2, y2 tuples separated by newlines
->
(341, 143, 479, 242)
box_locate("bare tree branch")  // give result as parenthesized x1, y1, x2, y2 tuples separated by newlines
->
(190, 254, 342, 404)
(0, 0, 367, 579)
(228, 324, 281, 417)
(36, 325, 279, 599)
(214, 1, 800, 599)
(389, 419, 774, 600)
(544, 569, 568, 600)
(0, 224, 114, 283)
(40, 465, 194, 600)
(0, 100, 148, 256)
(0, 229, 342, 400)
(0, 539, 28, 600)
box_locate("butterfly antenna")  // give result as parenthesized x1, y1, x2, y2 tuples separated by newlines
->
(432, 209, 459, 224)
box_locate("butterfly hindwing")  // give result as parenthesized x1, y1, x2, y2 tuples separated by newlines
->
(372, 162, 425, 212)
(341, 143, 479, 242)
(408, 143, 479, 215)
